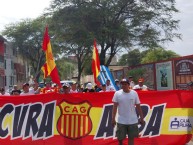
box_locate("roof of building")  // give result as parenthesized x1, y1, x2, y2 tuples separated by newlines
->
(0, 35, 6, 42)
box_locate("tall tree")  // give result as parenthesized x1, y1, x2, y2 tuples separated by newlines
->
(48, 3, 97, 83)
(48, 0, 180, 68)
(118, 54, 129, 66)
(118, 49, 141, 66)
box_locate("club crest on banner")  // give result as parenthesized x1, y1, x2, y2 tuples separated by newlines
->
(57, 100, 92, 139)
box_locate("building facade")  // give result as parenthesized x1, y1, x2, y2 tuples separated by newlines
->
(0, 36, 5, 88)
(0, 35, 28, 90)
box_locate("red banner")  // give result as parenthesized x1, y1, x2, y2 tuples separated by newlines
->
(0, 90, 193, 145)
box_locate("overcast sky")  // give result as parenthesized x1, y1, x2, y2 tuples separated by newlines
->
(0, 0, 51, 30)
(165, 0, 193, 56)
(0, 0, 192, 56)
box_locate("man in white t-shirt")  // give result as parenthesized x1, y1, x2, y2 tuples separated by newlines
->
(106, 79, 112, 91)
(99, 84, 108, 92)
(128, 76, 135, 89)
(112, 78, 144, 145)
(70, 82, 78, 93)
(20, 82, 40, 96)
(133, 78, 148, 91)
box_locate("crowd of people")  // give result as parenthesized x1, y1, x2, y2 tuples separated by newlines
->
(0, 76, 193, 96)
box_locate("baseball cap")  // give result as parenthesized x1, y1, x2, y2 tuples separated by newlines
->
(86, 83, 93, 90)
(120, 78, 130, 84)
(138, 78, 144, 83)
(72, 81, 77, 85)
(128, 76, 133, 78)
(115, 79, 119, 82)
(101, 84, 106, 87)
(62, 83, 70, 88)
(23, 83, 29, 88)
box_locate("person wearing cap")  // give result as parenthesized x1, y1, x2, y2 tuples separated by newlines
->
(99, 84, 108, 92)
(112, 78, 144, 145)
(187, 81, 193, 90)
(20, 81, 40, 96)
(133, 78, 148, 91)
(83, 82, 95, 92)
(20, 83, 33, 96)
(61, 83, 70, 94)
(128, 76, 135, 89)
(70, 82, 78, 93)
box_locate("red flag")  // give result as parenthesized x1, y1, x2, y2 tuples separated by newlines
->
(41, 26, 61, 87)
(92, 39, 101, 86)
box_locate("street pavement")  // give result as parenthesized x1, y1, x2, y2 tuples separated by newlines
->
(187, 139, 193, 145)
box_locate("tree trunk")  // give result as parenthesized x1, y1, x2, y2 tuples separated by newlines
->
(77, 56, 83, 84)
(35, 51, 45, 82)
(100, 49, 106, 65)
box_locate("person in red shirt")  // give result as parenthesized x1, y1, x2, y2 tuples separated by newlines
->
(42, 82, 54, 93)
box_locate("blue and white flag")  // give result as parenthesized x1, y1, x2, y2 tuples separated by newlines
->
(98, 65, 118, 90)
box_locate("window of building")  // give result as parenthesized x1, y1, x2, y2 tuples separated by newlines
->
(10, 76, 14, 86)
(4, 60, 6, 69)
(4, 43, 6, 54)
(4, 76, 6, 86)
(0, 55, 3, 63)
(11, 61, 14, 70)
(13, 48, 17, 56)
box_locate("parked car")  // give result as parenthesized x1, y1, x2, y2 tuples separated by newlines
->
(60, 80, 75, 86)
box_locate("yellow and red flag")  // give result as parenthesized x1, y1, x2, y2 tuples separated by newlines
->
(41, 63, 48, 79)
(42, 26, 61, 87)
(92, 39, 101, 86)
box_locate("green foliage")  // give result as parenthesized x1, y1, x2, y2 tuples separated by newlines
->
(119, 47, 180, 67)
(127, 49, 141, 66)
(141, 47, 180, 63)
(118, 49, 141, 66)
(55, 57, 76, 80)
(126, 68, 146, 83)
(118, 54, 128, 66)
(83, 56, 92, 75)
(49, 0, 181, 67)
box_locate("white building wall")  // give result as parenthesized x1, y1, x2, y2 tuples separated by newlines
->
(4, 42, 15, 90)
